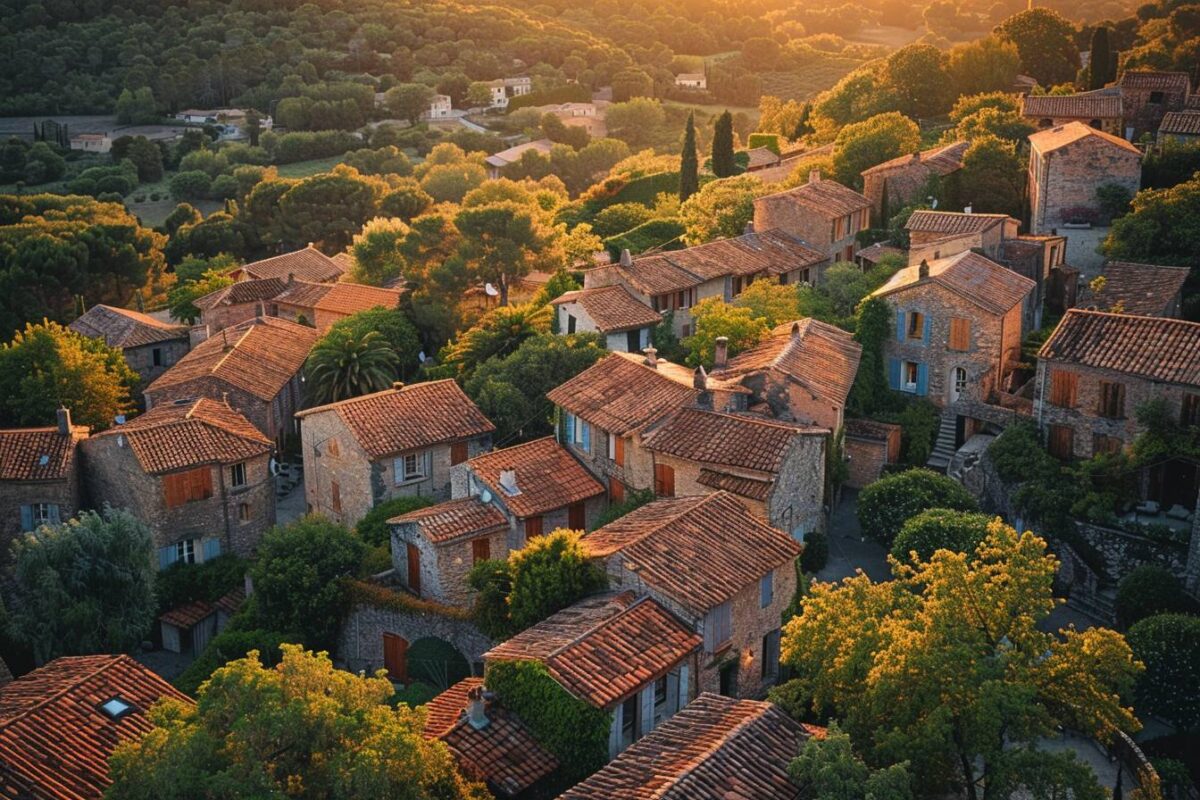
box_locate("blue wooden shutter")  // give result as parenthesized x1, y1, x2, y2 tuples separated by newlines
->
(158, 545, 176, 570)
(888, 358, 901, 390)
(203, 538, 221, 561)
(19, 505, 32, 532)
(923, 312, 932, 345)
(47, 504, 61, 525)
(916, 363, 929, 396)
(895, 309, 906, 341)
(582, 421, 591, 453)
(565, 412, 575, 443)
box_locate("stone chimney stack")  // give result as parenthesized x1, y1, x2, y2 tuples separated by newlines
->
(809, 168, 821, 184)
(466, 685, 489, 730)
(791, 321, 802, 337)
(693, 366, 712, 410)
(287, 272, 295, 285)
(643, 346, 658, 368)
(56, 407, 71, 436)
(918, 259, 930, 279)
(619, 249, 633, 268)
(714, 336, 729, 369)
(392, 381, 405, 391)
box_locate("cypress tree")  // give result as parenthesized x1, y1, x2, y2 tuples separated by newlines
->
(680, 112, 699, 202)
(1089, 26, 1113, 90)
(711, 110, 735, 178)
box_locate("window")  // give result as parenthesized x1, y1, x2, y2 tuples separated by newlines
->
(175, 538, 196, 565)
(1048, 370, 1078, 408)
(948, 318, 970, 351)
(1048, 425, 1074, 459)
(568, 501, 586, 530)
(654, 463, 675, 497)
(620, 695, 640, 748)
(1149, 91, 1165, 104)
(163, 467, 213, 508)
(331, 481, 341, 513)
(704, 601, 732, 652)
(395, 452, 426, 484)
(761, 629, 781, 680)
(1182, 393, 1200, 428)
(718, 660, 738, 697)
(229, 462, 246, 488)
(152, 348, 162, 367)
(1097, 381, 1126, 419)
(907, 311, 925, 340)
(566, 314, 576, 334)
(99, 697, 135, 720)
(238, 502, 251, 522)
(450, 441, 468, 465)
(472, 537, 490, 564)
(626, 330, 641, 353)
(31, 503, 53, 527)
(760, 570, 774, 608)
(1093, 434, 1123, 456)
(524, 516, 543, 540)
(904, 361, 919, 390)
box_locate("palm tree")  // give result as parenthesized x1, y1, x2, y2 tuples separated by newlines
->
(304, 329, 399, 406)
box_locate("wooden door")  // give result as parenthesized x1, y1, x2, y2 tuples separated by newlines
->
(405, 542, 421, 595)
(654, 464, 675, 497)
(450, 441, 468, 465)
(383, 633, 408, 683)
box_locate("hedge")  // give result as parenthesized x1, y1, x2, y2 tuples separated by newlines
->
(344, 578, 473, 620)
(747, 133, 782, 155)
(857, 468, 978, 545)
(156, 554, 249, 616)
(1115, 565, 1194, 629)
(1128, 613, 1200, 732)
(799, 529, 828, 573)
(890, 509, 992, 564)
(604, 218, 686, 258)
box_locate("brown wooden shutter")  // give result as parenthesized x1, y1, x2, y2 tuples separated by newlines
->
(450, 441, 468, 466)
(654, 464, 675, 497)
(331, 481, 341, 513)
(949, 318, 970, 351)
(568, 501, 586, 530)
(472, 537, 490, 564)
(163, 473, 184, 509)
(1048, 425, 1074, 459)
(1049, 370, 1078, 408)
(382, 633, 408, 682)
(1098, 382, 1126, 418)
(609, 476, 625, 503)
(405, 542, 421, 594)
(614, 436, 625, 467)
(524, 516, 543, 540)
(1183, 394, 1200, 427)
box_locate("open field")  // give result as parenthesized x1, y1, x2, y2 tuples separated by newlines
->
(760, 57, 867, 101)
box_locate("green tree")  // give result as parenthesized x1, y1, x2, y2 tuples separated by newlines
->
(1103, 173, 1200, 269)
(777, 520, 1141, 800)
(0, 320, 136, 430)
(1127, 614, 1200, 732)
(248, 516, 366, 650)
(788, 722, 913, 800)
(1089, 26, 1114, 90)
(890, 508, 993, 563)
(956, 135, 1026, 215)
(355, 496, 434, 548)
(123, 136, 164, 183)
(446, 302, 552, 375)
(605, 98, 667, 148)
(847, 295, 891, 415)
(305, 329, 399, 406)
(454, 202, 562, 306)
(857, 468, 979, 544)
(384, 83, 435, 125)
(947, 36, 1022, 99)
(114, 87, 157, 124)
(325, 307, 421, 378)
(711, 110, 736, 178)
(685, 296, 769, 367)
(680, 112, 699, 202)
(953, 107, 1036, 143)
(884, 44, 953, 118)
(680, 175, 763, 245)
(833, 112, 921, 190)
(6, 508, 155, 665)
(1115, 566, 1194, 629)
(243, 109, 263, 147)
(106, 645, 489, 800)
(733, 280, 802, 328)
(349, 216, 409, 286)
(996, 8, 1082, 87)
(162, 203, 202, 236)
(380, 181, 433, 222)
(278, 166, 386, 252)
(420, 162, 488, 204)
(166, 268, 233, 325)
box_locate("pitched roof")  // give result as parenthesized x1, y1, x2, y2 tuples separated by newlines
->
(547, 353, 700, 436)
(756, 178, 871, 219)
(1038, 309, 1200, 385)
(1160, 110, 1200, 136)
(159, 599, 215, 629)
(296, 380, 494, 458)
(0, 655, 192, 800)
(871, 250, 1034, 315)
(88, 398, 271, 474)
(904, 209, 1014, 235)
(643, 408, 824, 478)
(271, 280, 404, 316)
(193, 277, 287, 311)
(485, 139, 554, 168)
(745, 146, 781, 169)
(486, 592, 701, 709)
(1029, 121, 1142, 154)
(558, 693, 807, 800)
(0, 426, 85, 482)
(855, 242, 905, 264)
(551, 285, 662, 333)
(145, 317, 318, 402)
(421, 677, 559, 797)
(390, 497, 508, 544)
(234, 245, 344, 283)
(695, 468, 774, 501)
(581, 492, 802, 614)
(715, 319, 862, 410)
(1086, 261, 1189, 316)
(861, 140, 968, 176)
(1119, 70, 1191, 92)
(1021, 92, 1122, 119)
(68, 305, 187, 349)
(467, 437, 604, 519)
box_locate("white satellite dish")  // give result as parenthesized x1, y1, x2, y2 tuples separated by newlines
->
(269, 458, 279, 476)
(484, 283, 499, 297)
(930, 198, 939, 209)
(480, 489, 493, 504)
(418, 350, 427, 363)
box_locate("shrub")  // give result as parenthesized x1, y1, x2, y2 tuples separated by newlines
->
(891, 508, 992, 564)
(604, 217, 686, 258)
(799, 529, 829, 573)
(155, 554, 248, 615)
(1128, 613, 1200, 732)
(173, 624, 292, 696)
(355, 495, 435, 548)
(897, 400, 939, 466)
(591, 489, 654, 530)
(747, 132, 782, 154)
(95, 174, 134, 195)
(1115, 565, 1193, 629)
(857, 468, 979, 545)
(170, 169, 212, 200)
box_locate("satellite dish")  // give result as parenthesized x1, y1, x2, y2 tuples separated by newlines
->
(269, 458, 279, 476)
(418, 350, 427, 363)
(484, 283, 499, 297)
(480, 489, 493, 504)
(114, 414, 126, 425)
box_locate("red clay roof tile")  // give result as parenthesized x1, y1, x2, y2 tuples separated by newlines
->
(390, 497, 509, 544)
(1038, 309, 1200, 385)
(68, 306, 187, 349)
(551, 285, 662, 333)
(467, 437, 604, 519)
(0, 426, 85, 482)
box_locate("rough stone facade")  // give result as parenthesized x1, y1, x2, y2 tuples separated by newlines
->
(337, 601, 495, 676)
(124, 340, 191, 391)
(199, 302, 261, 334)
(391, 524, 509, 607)
(753, 190, 867, 265)
(843, 421, 901, 489)
(146, 377, 303, 446)
(0, 438, 86, 575)
(734, 370, 844, 432)
(552, 299, 653, 353)
(1028, 134, 1141, 235)
(1122, 80, 1191, 139)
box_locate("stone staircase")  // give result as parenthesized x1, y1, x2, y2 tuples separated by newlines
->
(926, 413, 958, 472)
(1066, 586, 1118, 625)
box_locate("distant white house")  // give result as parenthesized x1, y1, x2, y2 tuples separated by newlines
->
(423, 94, 454, 120)
(486, 76, 533, 109)
(674, 73, 707, 90)
(174, 108, 272, 132)
(69, 133, 111, 153)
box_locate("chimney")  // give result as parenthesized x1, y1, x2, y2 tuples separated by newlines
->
(56, 407, 71, 435)
(911, 151, 921, 162)
(693, 366, 713, 410)
(254, 302, 263, 319)
(466, 685, 489, 730)
(287, 272, 295, 285)
(963, 204, 973, 214)
(809, 168, 821, 184)
(790, 321, 802, 337)
(499, 467, 519, 495)
(714, 336, 729, 369)
(619, 248, 633, 268)
(222, 328, 231, 351)
(918, 259, 930, 279)
(642, 346, 657, 368)
(392, 381, 405, 391)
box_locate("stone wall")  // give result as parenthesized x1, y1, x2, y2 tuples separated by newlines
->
(1030, 137, 1141, 234)
(0, 474, 81, 575)
(146, 378, 298, 445)
(125, 340, 190, 392)
(392, 523, 509, 607)
(200, 301, 260, 333)
(338, 600, 495, 676)
(1074, 520, 1190, 580)
(844, 436, 887, 489)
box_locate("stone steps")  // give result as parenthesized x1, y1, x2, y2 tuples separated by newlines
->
(926, 413, 958, 472)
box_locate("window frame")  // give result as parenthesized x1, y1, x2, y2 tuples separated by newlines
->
(175, 538, 196, 565)
(906, 311, 925, 340)
(759, 570, 774, 608)
(237, 502, 252, 522)
(229, 461, 247, 489)
(1097, 381, 1126, 419)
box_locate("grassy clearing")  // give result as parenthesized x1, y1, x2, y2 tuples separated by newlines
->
(760, 57, 866, 101)
(275, 155, 349, 177)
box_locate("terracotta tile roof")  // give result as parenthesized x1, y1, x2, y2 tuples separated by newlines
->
(146, 317, 318, 403)
(1085, 261, 1189, 316)
(272, 280, 404, 316)
(1160, 110, 1200, 136)
(0, 426, 85, 482)
(214, 587, 246, 615)
(855, 242, 905, 264)
(88, 398, 270, 474)
(487, 592, 701, 709)
(582, 492, 802, 615)
(1029, 121, 1142, 154)
(421, 678, 559, 797)
(1021, 92, 1122, 119)
(0, 655, 192, 800)
(715, 319, 862, 410)
(1119, 71, 1191, 92)
(551, 285, 662, 333)
(547, 353, 700, 436)
(467, 437, 604, 519)
(558, 692, 806, 800)
(159, 599, 214, 629)
(1038, 309, 1200, 385)
(613, 254, 702, 295)
(390, 497, 509, 544)
(745, 146, 781, 169)
(643, 408, 824, 477)
(233, 245, 344, 283)
(485, 139, 555, 168)
(861, 140, 968, 176)
(296, 380, 495, 459)
(697, 467, 773, 500)
(844, 417, 901, 441)
(193, 277, 287, 311)
(756, 178, 871, 220)
(872, 250, 1034, 316)
(905, 209, 1013, 235)
(69, 305, 187, 349)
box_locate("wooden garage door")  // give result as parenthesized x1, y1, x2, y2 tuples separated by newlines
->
(383, 633, 408, 683)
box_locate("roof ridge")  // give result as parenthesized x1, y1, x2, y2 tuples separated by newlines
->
(0, 655, 125, 732)
(1063, 307, 1200, 328)
(646, 698, 774, 800)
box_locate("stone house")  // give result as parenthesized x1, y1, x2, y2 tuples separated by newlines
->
(1035, 311, 1200, 502)
(1119, 71, 1193, 139)
(484, 591, 702, 759)
(860, 140, 968, 221)
(1082, 261, 1189, 318)
(753, 171, 872, 264)
(641, 408, 828, 539)
(870, 251, 1034, 428)
(192, 277, 287, 334)
(484, 76, 532, 109)
(1020, 91, 1123, 135)
(484, 139, 554, 179)
(144, 317, 319, 445)
(423, 94, 453, 120)
(547, 350, 750, 502)
(674, 73, 707, 89)
(69, 305, 190, 388)
(448, 436, 606, 553)
(0, 655, 192, 800)
(227, 244, 345, 283)
(295, 380, 495, 528)
(843, 418, 902, 489)
(81, 398, 275, 567)
(582, 492, 802, 700)
(0, 409, 88, 573)
(268, 278, 405, 332)
(713, 319, 862, 432)
(561, 693, 815, 800)
(1158, 110, 1200, 144)
(550, 285, 662, 352)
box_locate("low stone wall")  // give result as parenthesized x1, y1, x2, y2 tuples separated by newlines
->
(337, 601, 494, 677)
(1074, 521, 1190, 581)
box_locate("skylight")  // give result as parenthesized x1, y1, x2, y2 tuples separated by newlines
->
(37, 455, 49, 466)
(99, 697, 134, 720)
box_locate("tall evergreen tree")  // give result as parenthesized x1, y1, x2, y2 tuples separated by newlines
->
(680, 112, 699, 201)
(711, 110, 735, 178)
(1089, 26, 1113, 90)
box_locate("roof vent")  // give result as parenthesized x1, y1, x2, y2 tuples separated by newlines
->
(808, 168, 821, 183)
(918, 259, 930, 279)
(392, 381, 405, 391)
(619, 248, 633, 268)
(643, 346, 658, 368)
(38, 455, 50, 466)
(99, 696, 135, 721)
(498, 468, 520, 496)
